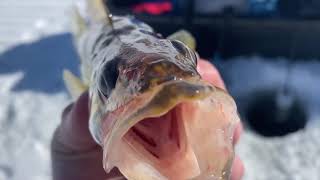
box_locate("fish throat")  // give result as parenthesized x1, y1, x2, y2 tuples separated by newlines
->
(124, 104, 184, 160)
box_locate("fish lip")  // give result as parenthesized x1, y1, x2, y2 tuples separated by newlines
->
(113, 79, 213, 130)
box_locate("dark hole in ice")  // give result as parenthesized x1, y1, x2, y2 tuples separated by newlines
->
(246, 90, 307, 137)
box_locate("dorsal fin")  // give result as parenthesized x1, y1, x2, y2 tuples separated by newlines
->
(71, 6, 88, 42)
(87, 0, 114, 27)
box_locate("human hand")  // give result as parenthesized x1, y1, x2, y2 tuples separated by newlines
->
(51, 59, 244, 180)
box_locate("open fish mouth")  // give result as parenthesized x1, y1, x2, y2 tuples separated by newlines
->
(125, 104, 185, 162)
(99, 79, 239, 180)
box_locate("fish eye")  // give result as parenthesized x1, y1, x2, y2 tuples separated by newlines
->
(171, 40, 187, 55)
(171, 40, 197, 64)
(99, 58, 119, 97)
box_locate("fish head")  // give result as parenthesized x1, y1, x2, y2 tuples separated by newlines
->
(88, 38, 240, 180)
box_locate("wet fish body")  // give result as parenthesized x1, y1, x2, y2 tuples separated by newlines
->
(63, 0, 240, 179)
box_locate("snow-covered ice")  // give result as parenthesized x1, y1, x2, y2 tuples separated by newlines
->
(0, 88, 69, 180)
(0, 32, 78, 180)
(216, 57, 320, 179)
(0, 1, 320, 180)
(237, 126, 320, 180)
(0, 0, 74, 53)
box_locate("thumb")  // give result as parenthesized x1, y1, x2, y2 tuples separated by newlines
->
(197, 59, 226, 90)
(53, 91, 98, 152)
(51, 92, 123, 180)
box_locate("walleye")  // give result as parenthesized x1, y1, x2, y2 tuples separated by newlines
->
(63, 0, 240, 179)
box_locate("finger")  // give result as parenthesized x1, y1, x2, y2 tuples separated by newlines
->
(55, 91, 97, 152)
(231, 155, 245, 180)
(197, 59, 226, 90)
(233, 122, 243, 146)
(51, 92, 125, 180)
(52, 136, 124, 180)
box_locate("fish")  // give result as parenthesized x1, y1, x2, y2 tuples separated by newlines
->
(63, 0, 240, 179)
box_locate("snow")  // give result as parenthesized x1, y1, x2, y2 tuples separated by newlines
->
(0, 90, 68, 180)
(237, 127, 320, 180)
(0, 0, 74, 53)
(0, 1, 320, 180)
(215, 57, 320, 179)
(0, 32, 78, 180)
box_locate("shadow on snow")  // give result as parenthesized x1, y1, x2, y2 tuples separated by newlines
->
(0, 33, 80, 93)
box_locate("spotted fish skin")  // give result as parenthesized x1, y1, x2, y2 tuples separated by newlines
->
(78, 16, 197, 95)
(63, 1, 240, 180)
(76, 15, 199, 145)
